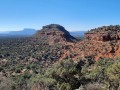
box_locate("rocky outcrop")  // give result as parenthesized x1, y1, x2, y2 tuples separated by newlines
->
(35, 24, 77, 45)
(78, 25, 120, 60)
(57, 25, 120, 61)
(85, 25, 120, 41)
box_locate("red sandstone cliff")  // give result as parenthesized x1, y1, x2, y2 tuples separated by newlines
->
(73, 25, 120, 60)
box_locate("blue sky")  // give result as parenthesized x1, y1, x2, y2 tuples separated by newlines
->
(0, 0, 120, 32)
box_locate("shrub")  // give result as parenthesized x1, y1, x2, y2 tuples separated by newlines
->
(29, 74, 57, 90)
(0, 78, 14, 90)
(106, 62, 120, 90)
(87, 58, 114, 82)
(84, 82, 105, 90)
(58, 82, 71, 90)
(15, 66, 23, 73)
(45, 59, 81, 90)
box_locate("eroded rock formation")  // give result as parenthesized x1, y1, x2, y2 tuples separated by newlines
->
(34, 24, 120, 61)
(35, 24, 77, 45)
(85, 25, 120, 41)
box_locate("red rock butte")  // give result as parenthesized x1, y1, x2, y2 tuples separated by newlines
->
(35, 24, 77, 45)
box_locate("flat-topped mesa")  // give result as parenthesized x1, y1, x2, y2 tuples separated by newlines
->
(85, 25, 120, 41)
(35, 24, 76, 44)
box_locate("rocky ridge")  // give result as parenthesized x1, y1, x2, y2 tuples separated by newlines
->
(34, 24, 120, 61)
(73, 25, 120, 60)
(85, 25, 120, 41)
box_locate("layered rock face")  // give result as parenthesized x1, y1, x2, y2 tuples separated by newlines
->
(76, 25, 120, 60)
(35, 24, 76, 45)
(85, 25, 120, 41)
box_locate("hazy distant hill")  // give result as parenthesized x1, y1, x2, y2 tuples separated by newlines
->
(0, 28, 37, 38)
(70, 31, 86, 37)
(8, 28, 37, 36)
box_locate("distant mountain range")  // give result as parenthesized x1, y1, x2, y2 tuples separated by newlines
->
(0, 28, 37, 38)
(70, 31, 86, 37)
(0, 28, 86, 38)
